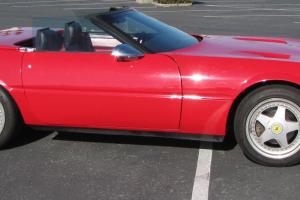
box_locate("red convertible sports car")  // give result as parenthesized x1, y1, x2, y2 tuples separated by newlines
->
(0, 7, 300, 166)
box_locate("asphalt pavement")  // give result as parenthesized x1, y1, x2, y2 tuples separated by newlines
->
(0, 0, 300, 200)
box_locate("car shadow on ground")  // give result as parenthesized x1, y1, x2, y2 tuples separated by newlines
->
(52, 130, 237, 151)
(3, 128, 237, 151)
(3, 127, 53, 150)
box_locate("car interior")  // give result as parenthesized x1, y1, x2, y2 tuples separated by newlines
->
(35, 28, 63, 51)
(16, 21, 121, 54)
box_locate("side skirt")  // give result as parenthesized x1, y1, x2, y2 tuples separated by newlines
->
(30, 126, 224, 143)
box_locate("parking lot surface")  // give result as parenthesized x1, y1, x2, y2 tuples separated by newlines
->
(0, 0, 300, 200)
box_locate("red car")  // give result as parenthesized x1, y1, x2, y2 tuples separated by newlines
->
(0, 7, 299, 166)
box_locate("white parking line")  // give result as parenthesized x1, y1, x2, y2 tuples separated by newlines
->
(205, 4, 249, 8)
(12, 1, 132, 8)
(204, 3, 300, 9)
(197, 0, 262, 2)
(65, 6, 154, 10)
(142, 8, 297, 13)
(206, 3, 300, 6)
(191, 145, 212, 200)
(203, 14, 300, 18)
(0, 0, 89, 5)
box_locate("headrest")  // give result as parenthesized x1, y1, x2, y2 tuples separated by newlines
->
(64, 21, 83, 46)
(35, 28, 62, 51)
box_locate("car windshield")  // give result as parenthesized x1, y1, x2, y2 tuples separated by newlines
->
(95, 9, 199, 53)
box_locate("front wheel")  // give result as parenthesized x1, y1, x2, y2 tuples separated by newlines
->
(235, 85, 300, 166)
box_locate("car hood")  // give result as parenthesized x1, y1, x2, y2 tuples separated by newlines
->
(169, 35, 300, 62)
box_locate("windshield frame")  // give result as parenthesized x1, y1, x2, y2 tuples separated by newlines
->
(88, 8, 150, 53)
(88, 8, 199, 54)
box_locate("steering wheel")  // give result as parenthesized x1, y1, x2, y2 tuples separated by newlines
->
(131, 32, 154, 44)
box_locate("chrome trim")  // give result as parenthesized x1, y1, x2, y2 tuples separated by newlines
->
(19, 47, 36, 52)
(112, 44, 144, 62)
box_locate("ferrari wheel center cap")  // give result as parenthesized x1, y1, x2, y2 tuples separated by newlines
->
(271, 123, 283, 135)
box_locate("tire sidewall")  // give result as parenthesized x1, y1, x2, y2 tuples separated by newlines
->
(235, 85, 300, 167)
(0, 88, 21, 147)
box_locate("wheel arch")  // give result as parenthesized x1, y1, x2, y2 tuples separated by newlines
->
(226, 80, 300, 139)
(0, 84, 25, 123)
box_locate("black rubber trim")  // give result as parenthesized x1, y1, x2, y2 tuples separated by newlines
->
(30, 126, 224, 142)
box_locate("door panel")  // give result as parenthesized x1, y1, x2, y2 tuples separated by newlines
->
(22, 52, 182, 131)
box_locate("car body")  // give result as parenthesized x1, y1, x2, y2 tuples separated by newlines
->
(0, 7, 299, 166)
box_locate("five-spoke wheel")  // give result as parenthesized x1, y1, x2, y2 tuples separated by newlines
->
(235, 85, 300, 166)
(247, 98, 300, 159)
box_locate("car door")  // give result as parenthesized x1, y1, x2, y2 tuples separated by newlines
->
(22, 50, 182, 131)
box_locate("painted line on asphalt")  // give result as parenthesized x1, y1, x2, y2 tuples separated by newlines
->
(7, 7, 300, 13)
(203, 14, 300, 18)
(65, 6, 154, 10)
(142, 8, 298, 13)
(12, 1, 133, 8)
(205, 3, 300, 6)
(0, 0, 89, 5)
(204, 3, 300, 9)
(199, 0, 300, 2)
(196, 0, 271, 2)
(196, 0, 262, 2)
(204, 4, 250, 8)
(191, 144, 212, 200)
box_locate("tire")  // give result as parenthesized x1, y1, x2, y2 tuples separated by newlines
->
(0, 88, 22, 148)
(234, 85, 300, 167)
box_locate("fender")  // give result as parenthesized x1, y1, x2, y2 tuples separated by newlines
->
(0, 48, 34, 123)
(169, 54, 300, 136)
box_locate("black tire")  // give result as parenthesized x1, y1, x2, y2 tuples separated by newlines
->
(0, 88, 22, 148)
(234, 84, 300, 167)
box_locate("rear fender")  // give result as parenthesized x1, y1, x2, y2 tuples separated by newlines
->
(0, 49, 35, 124)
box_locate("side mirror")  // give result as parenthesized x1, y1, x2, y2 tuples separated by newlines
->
(112, 44, 144, 62)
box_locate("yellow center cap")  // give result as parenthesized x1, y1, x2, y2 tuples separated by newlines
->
(271, 123, 283, 134)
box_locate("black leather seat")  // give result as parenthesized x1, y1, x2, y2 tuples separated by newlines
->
(35, 28, 63, 51)
(64, 21, 93, 52)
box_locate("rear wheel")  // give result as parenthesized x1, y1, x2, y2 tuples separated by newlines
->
(235, 85, 300, 166)
(0, 88, 22, 148)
